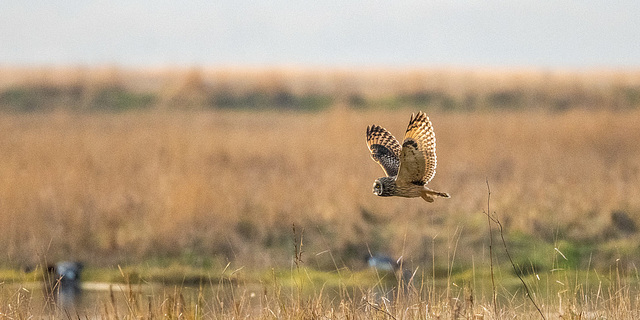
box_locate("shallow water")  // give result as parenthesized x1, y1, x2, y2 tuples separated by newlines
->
(7, 281, 217, 318)
(8, 278, 414, 318)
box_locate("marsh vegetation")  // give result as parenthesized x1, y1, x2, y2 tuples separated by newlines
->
(1, 67, 640, 318)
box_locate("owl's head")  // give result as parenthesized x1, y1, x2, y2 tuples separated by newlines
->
(373, 177, 395, 197)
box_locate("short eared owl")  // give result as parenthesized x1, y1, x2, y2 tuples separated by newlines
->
(366, 112, 450, 202)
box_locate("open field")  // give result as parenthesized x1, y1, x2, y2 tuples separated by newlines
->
(1, 67, 640, 318)
(1, 108, 639, 273)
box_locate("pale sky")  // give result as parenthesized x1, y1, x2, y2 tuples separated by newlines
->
(1, 0, 639, 68)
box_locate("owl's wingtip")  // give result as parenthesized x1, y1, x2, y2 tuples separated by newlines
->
(366, 125, 375, 138)
(409, 111, 429, 123)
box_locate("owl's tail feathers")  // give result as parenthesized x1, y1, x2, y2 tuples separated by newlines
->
(421, 188, 450, 202)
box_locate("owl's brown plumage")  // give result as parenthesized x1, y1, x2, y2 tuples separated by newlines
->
(366, 125, 401, 177)
(398, 112, 437, 185)
(366, 112, 450, 202)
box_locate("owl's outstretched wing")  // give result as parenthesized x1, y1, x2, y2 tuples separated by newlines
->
(366, 125, 401, 177)
(396, 112, 437, 186)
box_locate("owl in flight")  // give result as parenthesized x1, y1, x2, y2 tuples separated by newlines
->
(366, 112, 450, 202)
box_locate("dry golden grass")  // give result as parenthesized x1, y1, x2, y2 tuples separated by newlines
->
(1, 108, 639, 273)
(2, 66, 640, 318)
(2, 266, 640, 319)
(1, 106, 640, 318)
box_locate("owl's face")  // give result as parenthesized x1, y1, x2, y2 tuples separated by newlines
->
(373, 177, 395, 196)
(373, 180, 383, 195)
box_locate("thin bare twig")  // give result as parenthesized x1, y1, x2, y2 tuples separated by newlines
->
(364, 300, 398, 320)
(484, 179, 498, 316)
(484, 180, 546, 320)
(292, 224, 304, 269)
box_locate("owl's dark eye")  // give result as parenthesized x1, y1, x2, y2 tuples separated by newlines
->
(373, 180, 383, 195)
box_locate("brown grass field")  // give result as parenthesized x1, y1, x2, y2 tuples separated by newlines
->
(1, 67, 640, 318)
(2, 108, 639, 268)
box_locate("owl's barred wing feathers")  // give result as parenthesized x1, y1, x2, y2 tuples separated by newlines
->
(397, 112, 437, 186)
(366, 125, 401, 177)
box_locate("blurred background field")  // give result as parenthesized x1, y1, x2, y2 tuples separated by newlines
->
(2, 66, 640, 112)
(3, 1, 640, 317)
(1, 67, 639, 278)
